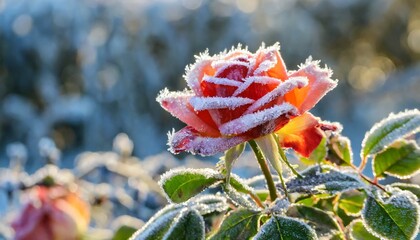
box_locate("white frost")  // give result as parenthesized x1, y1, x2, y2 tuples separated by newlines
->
(190, 96, 254, 111)
(244, 76, 308, 114)
(361, 109, 420, 158)
(202, 75, 242, 87)
(232, 76, 282, 97)
(219, 103, 297, 136)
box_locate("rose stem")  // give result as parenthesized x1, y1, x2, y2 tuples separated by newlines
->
(350, 163, 388, 193)
(249, 192, 265, 209)
(277, 168, 289, 200)
(248, 140, 278, 202)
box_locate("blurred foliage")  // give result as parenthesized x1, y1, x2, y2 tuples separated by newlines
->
(0, 0, 419, 167)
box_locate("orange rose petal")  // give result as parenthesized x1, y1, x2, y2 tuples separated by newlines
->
(284, 58, 337, 113)
(276, 112, 323, 157)
(254, 43, 288, 80)
(168, 126, 248, 156)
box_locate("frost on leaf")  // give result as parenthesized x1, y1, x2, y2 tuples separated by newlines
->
(162, 208, 205, 240)
(390, 183, 420, 199)
(286, 165, 364, 195)
(158, 168, 221, 203)
(326, 134, 353, 166)
(362, 191, 420, 240)
(372, 140, 420, 179)
(338, 190, 366, 216)
(224, 184, 258, 210)
(361, 109, 420, 159)
(254, 216, 317, 240)
(286, 204, 344, 239)
(208, 208, 261, 240)
(129, 205, 182, 240)
(349, 220, 380, 240)
(193, 194, 229, 215)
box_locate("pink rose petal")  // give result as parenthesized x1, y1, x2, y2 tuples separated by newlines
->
(157, 88, 219, 136)
(285, 57, 337, 113)
(168, 126, 248, 156)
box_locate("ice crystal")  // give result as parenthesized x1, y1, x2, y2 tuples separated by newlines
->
(244, 76, 308, 114)
(190, 96, 254, 111)
(202, 75, 242, 87)
(361, 109, 420, 158)
(167, 128, 246, 156)
(219, 103, 297, 136)
(232, 76, 282, 97)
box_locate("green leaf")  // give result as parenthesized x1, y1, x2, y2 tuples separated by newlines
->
(209, 208, 261, 240)
(349, 220, 380, 240)
(224, 185, 257, 209)
(326, 135, 353, 166)
(361, 109, 420, 159)
(390, 183, 420, 199)
(130, 205, 182, 240)
(229, 174, 254, 194)
(362, 192, 420, 240)
(286, 205, 344, 239)
(300, 137, 327, 165)
(163, 209, 205, 240)
(130, 206, 207, 240)
(373, 140, 420, 179)
(159, 168, 220, 203)
(254, 216, 317, 240)
(286, 166, 364, 195)
(113, 226, 138, 240)
(222, 143, 245, 184)
(338, 191, 366, 216)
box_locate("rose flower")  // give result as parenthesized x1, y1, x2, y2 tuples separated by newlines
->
(11, 186, 90, 240)
(157, 43, 337, 157)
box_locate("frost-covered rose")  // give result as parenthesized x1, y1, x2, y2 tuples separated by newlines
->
(12, 186, 90, 240)
(157, 43, 337, 156)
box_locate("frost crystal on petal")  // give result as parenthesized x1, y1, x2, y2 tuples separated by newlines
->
(202, 75, 242, 87)
(245, 76, 308, 114)
(184, 52, 214, 96)
(220, 103, 297, 136)
(212, 60, 250, 76)
(190, 96, 254, 111)
(168, 127, 248, 156)
(157, 88, 218, 135)
(233, 76, 282, 97)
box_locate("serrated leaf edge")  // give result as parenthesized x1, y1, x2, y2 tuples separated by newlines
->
(371, 140, 420, 180)
(361, 109, 420, 159)
(361, 191, 420, 240)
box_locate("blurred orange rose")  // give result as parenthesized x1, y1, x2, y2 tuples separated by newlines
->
(11, 186, 90, 240)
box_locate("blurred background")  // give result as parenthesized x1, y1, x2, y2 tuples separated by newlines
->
(0, 0, 419, 237)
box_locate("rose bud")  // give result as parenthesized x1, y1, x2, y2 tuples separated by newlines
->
(11, 185, 90, 240)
